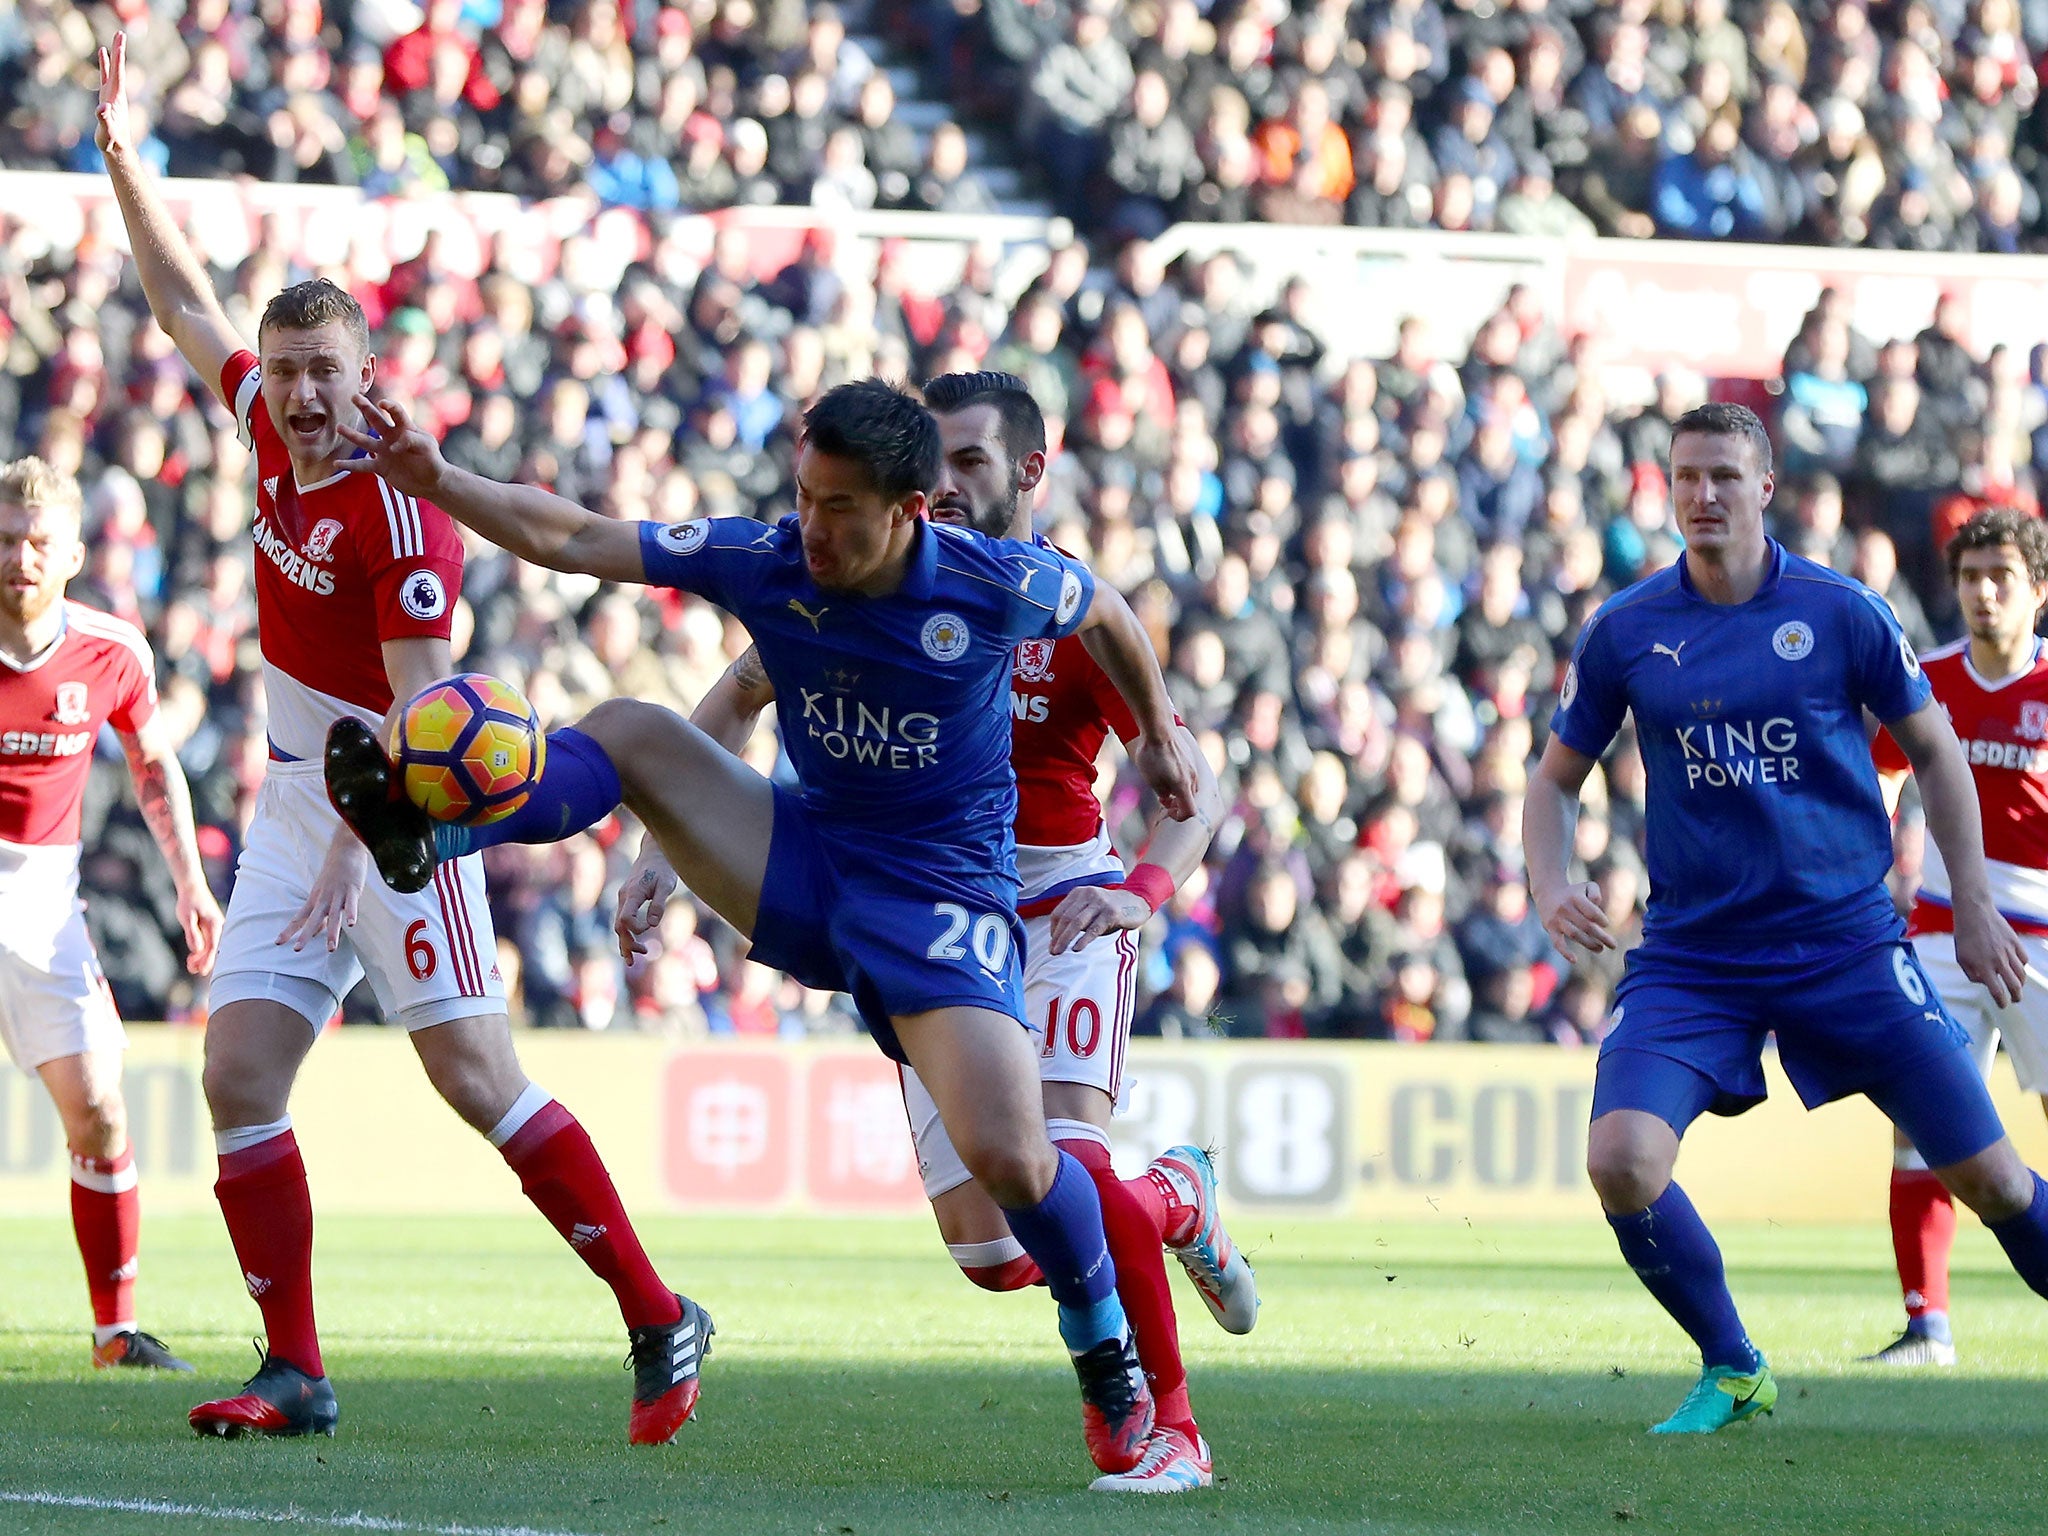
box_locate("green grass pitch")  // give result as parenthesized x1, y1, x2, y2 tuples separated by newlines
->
(1, 1214, 2045, 1534)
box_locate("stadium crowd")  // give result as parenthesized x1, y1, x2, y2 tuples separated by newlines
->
(0, 0, 2042, 1044)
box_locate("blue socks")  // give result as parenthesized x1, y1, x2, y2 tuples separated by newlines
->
(1608, 1182, 1762, 1373)
(1988, 1170, 2048, 1301)
(1000, 1150, 1124, 1352)
(433, 727, 622, 860)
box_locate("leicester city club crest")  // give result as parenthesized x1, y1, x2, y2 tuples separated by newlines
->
(921, 613, 971, 662)
(1771, 621, 1814, 661)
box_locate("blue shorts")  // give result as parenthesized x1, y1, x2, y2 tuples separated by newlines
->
(745, 787, 1028, 1063)
(1592, 936, 2007, 1168)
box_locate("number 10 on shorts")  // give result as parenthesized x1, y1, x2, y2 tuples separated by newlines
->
(927, 902, 1012, 973)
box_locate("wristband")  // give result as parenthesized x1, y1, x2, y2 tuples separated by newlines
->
(1120, 862, 1176, 914)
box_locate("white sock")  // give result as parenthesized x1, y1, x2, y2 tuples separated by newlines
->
(94, 1323, 136, 1348)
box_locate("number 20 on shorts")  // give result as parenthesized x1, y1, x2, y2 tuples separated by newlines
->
(927, 902, 1011, 972)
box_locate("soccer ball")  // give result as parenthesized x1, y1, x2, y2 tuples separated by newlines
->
(389, 673, 546, 826)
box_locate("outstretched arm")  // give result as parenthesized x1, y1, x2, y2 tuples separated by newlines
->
(115, 716, 223, 975)
(1891, 699, 2026, 1006)
(1074, 582, 1199, 820)
(96, 34, 244, 406)
(340, 394, 645, 581)
(1046, 723, 1222, 955)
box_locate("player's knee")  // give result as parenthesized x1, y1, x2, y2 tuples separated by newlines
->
(962, 1138, 1057, 1209)
(64, 1090, 126, 1160)
(1585, 1141, 1668, 1215)
(1940, 1141, 2036, 1221)
(202, 1054, 280, 1129)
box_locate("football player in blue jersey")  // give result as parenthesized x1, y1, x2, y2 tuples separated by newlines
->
(1526, 401, 2048, 1435)
(323, 379, 1200, 1479)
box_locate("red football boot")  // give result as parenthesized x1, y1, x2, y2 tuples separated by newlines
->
(627, 1294, 714, 1445)
(190, 1346, 337, 1438)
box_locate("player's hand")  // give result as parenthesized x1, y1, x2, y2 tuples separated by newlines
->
(1954, 897, 2027, 1009)
(616, 848, 681, 964)
(179, 881, 225, 975)
(277, 832, 369, 954)
(95, 33, 135, 159)
(1534, 879, 1617, 958)
(338, 393, 449, 501)
(1130, 729, 1201, 822)
(1048, 883, 1153, 955)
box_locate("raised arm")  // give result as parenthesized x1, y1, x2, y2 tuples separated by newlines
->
(1074, 582, 1199, 820)
(96, 34, 245, 406)
(116, 714, 223, 975)
(340, 394, 645, 582)
(1889, 698, 2026, 1005)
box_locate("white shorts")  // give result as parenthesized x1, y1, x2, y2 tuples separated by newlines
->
(0, 900, 125, 1071)
(209, 759, 504, 1031)
(902, 916, 1138, 1200)
(1914, 929, 2048, 1094)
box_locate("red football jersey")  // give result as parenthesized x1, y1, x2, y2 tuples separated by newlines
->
(1010, 632, 1139, 848)
(0, 602, 156, 846)
(222, 352, 464, 758)
(1874, 637, 2048, 934)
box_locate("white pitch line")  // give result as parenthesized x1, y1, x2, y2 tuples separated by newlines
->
(0, 1489, 597, 1536)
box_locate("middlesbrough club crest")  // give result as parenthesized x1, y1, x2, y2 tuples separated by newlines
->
(1015, 639, 1056, 683)
(50, 681, 91, 726)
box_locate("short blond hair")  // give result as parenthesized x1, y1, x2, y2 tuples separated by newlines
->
(0, 457, 85, 521)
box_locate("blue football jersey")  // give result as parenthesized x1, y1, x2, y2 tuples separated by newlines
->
(1551, 542, 1931, 952)
(639, 514, 1095, 892)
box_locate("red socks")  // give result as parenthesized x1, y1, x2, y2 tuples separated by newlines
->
(1891, 1165, 1956, 1318)
(215, 1130, 322, 1376)
(70, 1148, 139, 1332)
(498, 1097, 680, 1330)
(1055, 1132, 1197, 1440)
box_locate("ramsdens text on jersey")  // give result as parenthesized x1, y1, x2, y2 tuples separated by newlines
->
(253, 516, 338, 595)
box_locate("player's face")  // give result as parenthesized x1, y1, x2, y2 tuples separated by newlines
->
(0, 500, 85, 628)
(258, 321, 375, 467)
(932, 404, 1031, 539)
(793, 443, 925, 593)
(1670, 431, 1772, 557)
(1955, 543, 2046, 645)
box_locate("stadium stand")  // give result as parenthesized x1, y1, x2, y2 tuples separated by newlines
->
(1, 0, 2043, 1043)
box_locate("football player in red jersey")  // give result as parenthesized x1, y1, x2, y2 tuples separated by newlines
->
(1870, 508, 2048, 1365)
(95, 35, 708, 1443)
(617, 373, 1250, 1492)
(0, 457, 220, 1372)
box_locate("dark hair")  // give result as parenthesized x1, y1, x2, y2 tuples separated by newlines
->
(920, 370, 1047, 462)
(259, 278, 371, 354)
(1946, 507, 2048, 586)
(800, 379, 941, 502)
(1671, 401, 1774, 476)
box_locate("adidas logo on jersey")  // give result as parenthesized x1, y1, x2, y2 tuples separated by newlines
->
(569, 1222, 608, 1250)
(263, 476, 280, 503)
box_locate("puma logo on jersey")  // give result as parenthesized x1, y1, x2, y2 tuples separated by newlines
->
(787, 599, 829, 632)
(1652, 642, 1686, 667)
